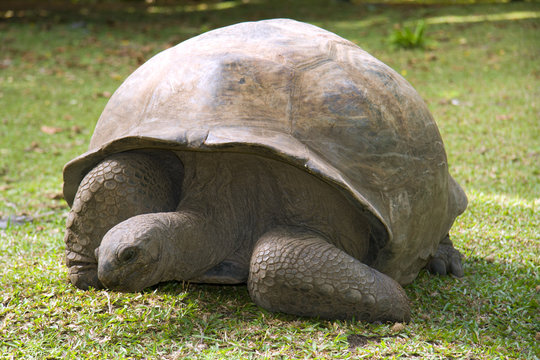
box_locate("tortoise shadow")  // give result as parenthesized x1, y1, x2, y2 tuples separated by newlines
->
(140, 254, 537, 350)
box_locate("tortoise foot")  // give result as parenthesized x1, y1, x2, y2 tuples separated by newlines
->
(68, 264, 104, 290)
(427, 234, 464, 277)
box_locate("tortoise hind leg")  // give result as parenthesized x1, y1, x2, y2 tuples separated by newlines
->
(247, 227, 410, 322)
(427, 234, 464, 277)
(65, 150, 183, 290)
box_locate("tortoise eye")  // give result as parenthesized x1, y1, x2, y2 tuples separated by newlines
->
(118, 247, 138, 263)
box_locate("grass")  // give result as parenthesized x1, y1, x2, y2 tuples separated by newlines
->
(1, 0, 539, 358)
(389, 20, 427, 48)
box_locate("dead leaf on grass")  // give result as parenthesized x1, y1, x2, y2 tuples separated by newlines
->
(425, 53, 437, 61)
(46, 192, 64, 200)
(41, 125, 63, 134)
(0, 58, 12, 69)
(109, 72, 122, 81)
(391, 322, 406, 332)
(95, 91, 112, 98)
(496, 114, 513, 121)
(47, 203, 67, 210)
(347, 334, 382, 349)
(25, 141, 44, 153)
(0, 215, 33, 229)
(71, 125, 82, 133)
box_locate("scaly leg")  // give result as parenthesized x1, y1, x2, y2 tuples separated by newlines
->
(248, 227, 410, 322)
(64, 150, 183, 290)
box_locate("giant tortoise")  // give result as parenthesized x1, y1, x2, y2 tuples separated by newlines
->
(63, 19, 467, 322)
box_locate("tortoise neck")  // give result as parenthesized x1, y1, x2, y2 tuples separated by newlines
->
(165, 152, 252, 280)
(159, 209, 235, 281)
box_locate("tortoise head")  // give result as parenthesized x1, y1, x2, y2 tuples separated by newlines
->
(96, 213, 172, 292)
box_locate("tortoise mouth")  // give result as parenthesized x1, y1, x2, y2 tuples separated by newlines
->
(98, 259, 159, 292)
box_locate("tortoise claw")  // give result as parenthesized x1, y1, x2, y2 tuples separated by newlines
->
(68, 265, 104, 290)
(428, 257, 448, 276)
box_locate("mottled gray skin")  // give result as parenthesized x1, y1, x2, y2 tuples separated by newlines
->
(66, 150, 463, 322)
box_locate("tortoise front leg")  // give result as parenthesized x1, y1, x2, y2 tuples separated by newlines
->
(64, 150, 183, 290)
(248, 227, 410, 322)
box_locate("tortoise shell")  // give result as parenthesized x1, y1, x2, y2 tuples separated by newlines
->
(63, 19, 467, 284)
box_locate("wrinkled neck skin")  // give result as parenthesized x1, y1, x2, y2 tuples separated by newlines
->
(162, 207, 239, 281)
(133, 209, 232, 283)
(171, 152, 257, 278)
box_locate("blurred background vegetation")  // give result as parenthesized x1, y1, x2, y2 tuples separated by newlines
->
(0, 0, 538, 358)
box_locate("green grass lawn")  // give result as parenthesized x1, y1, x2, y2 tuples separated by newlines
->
(1, 0, 539, 358)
